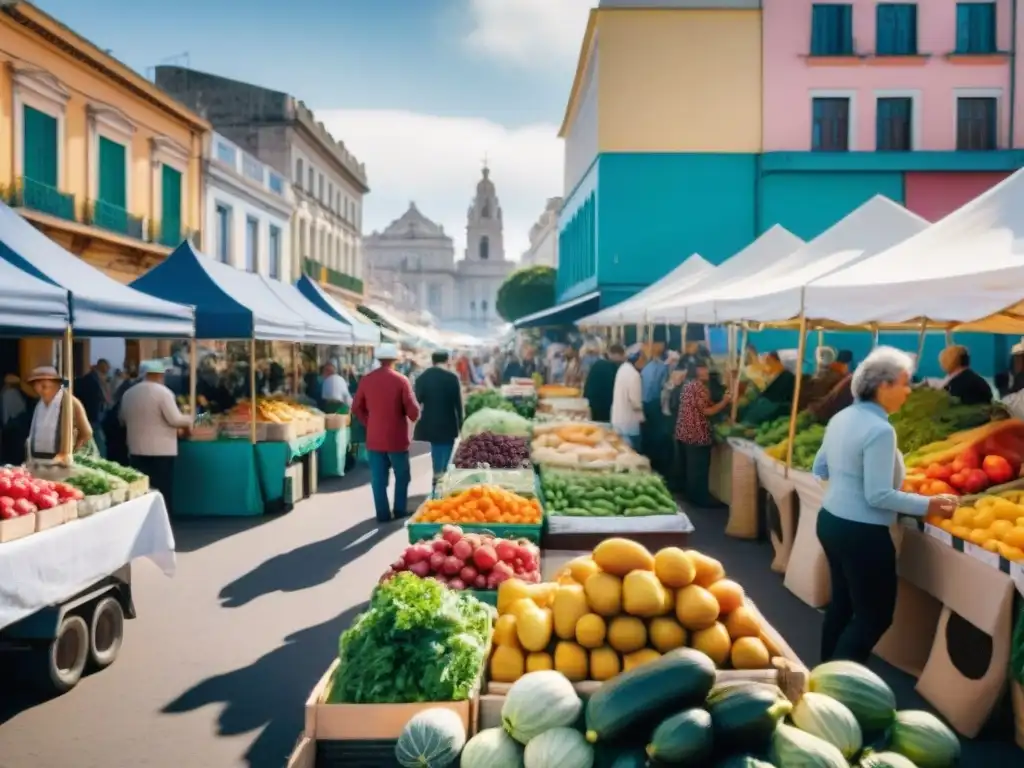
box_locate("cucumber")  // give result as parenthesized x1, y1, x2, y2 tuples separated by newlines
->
(646, 708, 713, 765)
(584, 648, 717, 744)
(706, 682, 792, 754)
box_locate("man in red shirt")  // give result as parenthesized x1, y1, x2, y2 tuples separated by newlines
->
(352, 343, 421, 522)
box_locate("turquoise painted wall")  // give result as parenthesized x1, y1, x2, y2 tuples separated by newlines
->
(757, 171, 905, 239)
(596, 153, 758, 285)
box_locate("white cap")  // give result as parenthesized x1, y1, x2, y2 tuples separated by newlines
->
(375, 343, 399, 361)
(139, 359, 166, 375)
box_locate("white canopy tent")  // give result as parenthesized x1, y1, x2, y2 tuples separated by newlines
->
(577, 253, 712, 327)
(803, 167, 1024, 332)
(646, 225, 805, 324)
(655, 197, 928, 325)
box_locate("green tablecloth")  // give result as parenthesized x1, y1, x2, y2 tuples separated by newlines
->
(173, 432, 327, 517)
(318, 427, 350, 478)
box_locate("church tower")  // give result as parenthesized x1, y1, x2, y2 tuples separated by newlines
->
(465, 164, 505, 263)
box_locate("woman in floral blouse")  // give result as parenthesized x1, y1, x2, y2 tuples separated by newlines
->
(675, 361, 731, 506)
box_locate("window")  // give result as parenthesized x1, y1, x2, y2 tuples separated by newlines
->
(428, 284, 442, 315)
(268, 172, 284, 195)
(876, 4, 917, 55)
(957, 96, 998, 150)
(318, 173, 324, 201)
(876, 97, 913, 150)
(481, 299, 488, 316)
(328, 182, 333, 208)
(956, 3, 997, 54)
(307, 166, 314, 191)
(810, 4, 854, 56)
(295, 157, 303, 182)
(215, 203, 232, 263)
(245, 216, 259, 272)
(242, 154, 263, 183)
(98, 137, 127, 207)
(811, 97, 851, 151)
(160, 165, 182, 246)
(481, 200, 491, 218)
(216, 141, 237, 166)
(268, 225, 281, 279)
(23, 105, 58, 187)
(479, 235, 490, 260)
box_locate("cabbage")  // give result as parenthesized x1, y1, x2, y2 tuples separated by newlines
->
(461, 408, 532, 438)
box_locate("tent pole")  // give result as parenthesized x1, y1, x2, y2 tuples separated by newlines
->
(945, 327, 954, 347)
(731, 324, 747, 423)
(915, 320, 928, 369)
(784, 314, 809, 479)
(293, 343, 300, 397)
(250, 339, 257, 445)
(871, 324, 880, 349)
(60, 324, 74, 461)
(189, 338, 198, 420)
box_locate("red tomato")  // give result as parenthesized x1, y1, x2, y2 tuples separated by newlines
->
(948, 472, 968, 492)
(982, 455, 1014, 485)
(13, 498, 36, 516)
(959, 447, 981, 469)
(33, 492, 58, 510)
(963, 468, 990, 494)
(8, 479, 28, 499)
(0, 505, 16, 520)
(925, 463, 954, 481)
(0, 477, 11, 496)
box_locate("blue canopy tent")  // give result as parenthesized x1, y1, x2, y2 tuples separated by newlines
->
(0, 201, 193, 337)
(131, 242, 305, 341)
(295, 274, 381, 345)
(0, 255, 69, 335)
(261, 277, 354, 345)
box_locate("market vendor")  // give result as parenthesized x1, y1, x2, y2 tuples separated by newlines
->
(119, 360, 193, 512)
(739, 351, 795, 424)
(799, 349, 852, 410)
(319, 362, 352, 414)
(940, 345, 993, 406)
(26, 366, 92, 462)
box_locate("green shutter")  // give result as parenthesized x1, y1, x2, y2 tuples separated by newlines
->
(98, 137, 127, 208)
(161, 165, 182, 244)
(23, 106, 58, 187)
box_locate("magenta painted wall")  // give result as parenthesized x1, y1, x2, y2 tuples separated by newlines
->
(904, 171, 1011, 221)
(763, 0, 1018, 151)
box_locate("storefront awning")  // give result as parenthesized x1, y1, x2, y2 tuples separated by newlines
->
(262, 278, 354, 345)
(132, 242, 304, 341)
(0, 201, 194, 337)
(513, 291, 600, 329)
(295, 275, 381, 345)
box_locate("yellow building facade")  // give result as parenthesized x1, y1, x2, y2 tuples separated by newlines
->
(0, 2, 209, 373)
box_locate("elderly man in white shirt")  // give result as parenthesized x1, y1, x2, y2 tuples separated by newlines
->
(611, 349, 645, 451)
(320, 363, 352, 414)
(119, 360, 192, 512)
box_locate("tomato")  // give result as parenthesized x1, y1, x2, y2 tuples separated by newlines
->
(33, 492, 58, 510)
(982, 455, 1014, 485)
(0, 505, 16, 520)
(927, 480, 957, 496)
(7, 479, 28, 499)
(948, 472, 968, 492)
(959, 447, 981, 469)
(13, 498, 36, 516)
(963, 468, 990, 494)
(925, 463, 954, 480)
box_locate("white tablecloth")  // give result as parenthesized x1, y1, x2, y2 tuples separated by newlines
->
(546, 511, 695, 535)
(0, 492, 176, 630)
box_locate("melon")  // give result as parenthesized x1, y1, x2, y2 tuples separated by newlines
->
(501, 670, 583, 744)
(524, 726, 595, 768)
(460, 727, 523, 768)
(395, 708, 466, 768)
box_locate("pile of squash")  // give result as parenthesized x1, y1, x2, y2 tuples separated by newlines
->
(489, 539, 775, 684)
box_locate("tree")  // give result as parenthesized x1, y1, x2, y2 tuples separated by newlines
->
(496, 265, 556, 323)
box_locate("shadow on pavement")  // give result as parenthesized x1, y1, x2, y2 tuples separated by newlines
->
(172, 515, 279, 554)
(683, 502, 1018, 759)
(218, 516, 407, 608)
(162, 600, 368, 768)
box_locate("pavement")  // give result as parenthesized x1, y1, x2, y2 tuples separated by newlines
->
(0, 455, 1018, 766)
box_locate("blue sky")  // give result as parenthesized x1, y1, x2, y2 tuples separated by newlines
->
(34, 0, 593, 258)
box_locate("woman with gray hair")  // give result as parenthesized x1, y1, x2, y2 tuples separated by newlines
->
(812, 346, 956, 664)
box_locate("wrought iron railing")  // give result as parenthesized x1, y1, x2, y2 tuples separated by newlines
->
(86, 198, 145, 239)
(9, 176, 76, 221)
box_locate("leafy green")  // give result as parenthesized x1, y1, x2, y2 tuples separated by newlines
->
(461, 408, 532, 438)
(73, 454, 144, 482)
(889, 388, 993, 453)
(466, 389, 518, 418)
(64, 470, 113, 496)
(330, 573, 494, 704)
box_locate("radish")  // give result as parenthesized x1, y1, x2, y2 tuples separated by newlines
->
(447, 578, 466, 590)
(429, 552, 446, 572)
(431, 539, 451, 554)
(443, 556, 463, 576)
(460, 565, 478, 583)
(392, 558, 407, 572)
(492, 561, 514, 579)
(464, 533, 482, 549)
(518, 548, 538, 570)
(434, 574, 449, 585)
(485, 572, 502, 589)
(408, 560, 431, 577)
(495, 539, 517, 563)
(441, 525, 463, 545)
(473, 574, 487, 589)
(405, 544, 432, 564)
(473, 544, 498, 572)
(452, 539, 473, 561)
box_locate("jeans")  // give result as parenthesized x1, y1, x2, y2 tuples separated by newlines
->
(368, 450, 411, 522)
(816, 508, 898, 664)
(129, 454, 176, 514)
(429, 442, 454, 483)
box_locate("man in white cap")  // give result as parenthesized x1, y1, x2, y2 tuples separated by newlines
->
(119, 360, 193, 512)
(352, 343, 421, 522)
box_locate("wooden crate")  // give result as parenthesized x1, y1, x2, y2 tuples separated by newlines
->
(0, 512, 36, 543)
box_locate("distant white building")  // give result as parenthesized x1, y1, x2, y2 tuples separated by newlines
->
(521, 196, 563, 268)
(205, 132, 293, 280)
(363, 167, 515, 331)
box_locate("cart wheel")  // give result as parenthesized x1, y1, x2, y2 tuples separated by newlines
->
(46, 614, 89, 693)
(88, 597, 124, 670)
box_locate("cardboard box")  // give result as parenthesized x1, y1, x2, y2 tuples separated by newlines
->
(36, 502, 70, 531)
(304, 659, 475, 741)
(0, 512, 36, 543)
(875, 528, 1015, 737)
(725, 449, 759, 540)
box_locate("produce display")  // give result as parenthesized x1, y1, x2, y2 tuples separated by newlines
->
(222, 397, 313, 424)
(889, 388, 995, 455)
(536, 397, 591, 424)
(63, 470, 115, 497)
(537, 385, 581, 399)
(488, 540, 776, 685)
(454, 433, 531, 470)
(436, 468, 537, 498)
(413, 485, 543, 525)
(382, 525, 542, 589)
(462, 408, 533, 438)
(531, 423, 650, 472)
(927, 487, 1024, 561)
(466, 389, 519, 418)
(902, 419, 1024, 497)
(542, 470, 677, 516)
(73, 455, 146, 483)
(329, 572, 493, 704)
(755, 412, 813, 448)
(0, 465, 83, 519)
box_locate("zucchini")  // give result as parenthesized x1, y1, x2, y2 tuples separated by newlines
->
(584, 648, 716, 744)
(646, 708, 713, 765)
(706, 682, 792, 754)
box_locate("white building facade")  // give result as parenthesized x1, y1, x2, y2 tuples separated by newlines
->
(520, 197, 563, 268)
(364, 168, 514, 331)
(206, 132, 293, 280)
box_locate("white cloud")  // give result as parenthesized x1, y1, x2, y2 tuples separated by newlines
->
(463, 0, 593, 69)
(318, 109, 564, 263)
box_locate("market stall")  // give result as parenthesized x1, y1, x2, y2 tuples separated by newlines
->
(131, 242, 336, 516)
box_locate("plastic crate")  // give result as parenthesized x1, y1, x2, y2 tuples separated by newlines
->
(406, 519, 543, 544)
(466, 589, 497, 606)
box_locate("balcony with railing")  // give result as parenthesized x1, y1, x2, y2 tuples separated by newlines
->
(9, 176, 76, 221)
(86, 199, 145, 239)
(302, 257, 364, 295)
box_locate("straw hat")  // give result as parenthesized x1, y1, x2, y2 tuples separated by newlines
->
(26, 366, 61, 383)
(375, 343, 399, 361)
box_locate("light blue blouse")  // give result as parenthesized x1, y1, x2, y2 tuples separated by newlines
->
(812, 400, 930, 526)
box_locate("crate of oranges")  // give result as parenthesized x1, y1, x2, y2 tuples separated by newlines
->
(407, 484, 545, 544)
(927, 487, 1024, 563)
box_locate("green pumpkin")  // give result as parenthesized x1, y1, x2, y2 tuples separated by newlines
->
(395, 708, 466, 768)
